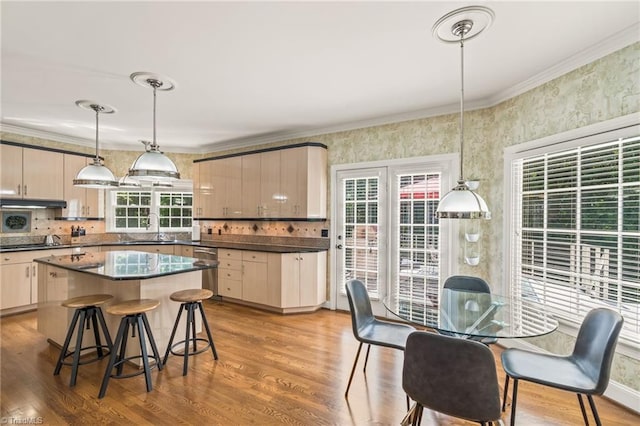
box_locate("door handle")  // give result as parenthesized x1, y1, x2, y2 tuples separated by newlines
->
(335, 244, 343, 250)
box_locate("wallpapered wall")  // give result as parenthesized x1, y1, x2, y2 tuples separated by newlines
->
(1, 43, 638, 392)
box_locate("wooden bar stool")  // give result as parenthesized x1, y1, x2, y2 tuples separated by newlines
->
(54, 294, 113, 387)
(164, 289, 218, 376)
(98, 299, 163, 399)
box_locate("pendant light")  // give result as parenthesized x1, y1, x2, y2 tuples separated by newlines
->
(128, 72, 180, 181)
(73, 100, 119, 188)
(433, 6, 493, 220)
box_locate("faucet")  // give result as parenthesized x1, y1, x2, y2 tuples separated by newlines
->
(145, 213, 164, 241)
(45, 234, 61, 246)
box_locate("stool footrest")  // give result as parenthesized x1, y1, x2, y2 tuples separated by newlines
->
(108, 356, 161, 380)
(168, 338, 212, 357)
(59, 345, 111, 367)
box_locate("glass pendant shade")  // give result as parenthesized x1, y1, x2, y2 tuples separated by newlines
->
(73, 100, 118, 188)
(74, 158, 119, 188)
(437, 181, 491, 219)
(128, 143, 180, 181)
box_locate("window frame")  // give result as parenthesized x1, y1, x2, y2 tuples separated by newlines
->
(106, 185, 193, 233)
(504, 114, 640, 353)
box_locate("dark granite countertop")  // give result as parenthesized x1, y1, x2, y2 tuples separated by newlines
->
(34, 250, 218, 281)
(1, 240, 328, 254)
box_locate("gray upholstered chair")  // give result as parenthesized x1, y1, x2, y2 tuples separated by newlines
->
(402, 331, 502, 425)
(501, 308, 623, 426)
(344, 279, 416, 398)
(440, 275, 498, 345)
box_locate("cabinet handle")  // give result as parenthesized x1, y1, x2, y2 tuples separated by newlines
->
(87, 206, 90, 215)
(32, 265, 36, 275)
(26, 266, 30, 278)
(24, 185, 27, 196)
(3, 257, 10, 261)
(50, 271, 57, 278)
(17, 185, 21, 196)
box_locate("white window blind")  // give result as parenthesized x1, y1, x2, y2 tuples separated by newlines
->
(510, 134, 640, 341)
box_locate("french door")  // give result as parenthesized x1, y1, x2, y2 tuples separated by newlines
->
(333, 157, 456, 318)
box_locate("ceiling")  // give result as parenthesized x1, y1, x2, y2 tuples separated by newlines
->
(2, 1, 639, 154)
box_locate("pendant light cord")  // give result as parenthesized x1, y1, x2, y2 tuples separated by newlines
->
(459, 33, 465, 183)
(152, 84, 157, 146)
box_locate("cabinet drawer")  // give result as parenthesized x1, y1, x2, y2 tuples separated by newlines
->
(219, 278, 242, 299)
(242, 251, 267, 263)
(218, 249, 241, 261)
(219, 268, 242, 281)
(218, 258, 242, 270)
(1, 249, 64, 265)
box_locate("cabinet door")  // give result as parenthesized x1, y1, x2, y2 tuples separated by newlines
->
(259, 150, 281, 218)
(209, 159, 226, 218)
(279, 253, 301, 308)
(280, 147, 306, 218)
(23, 147, 64, 199)
(63, 154, 88, 217)
(0, 263, 32, 309)
(224, 156, 243, 217)
(192, 162, 202, 218)
(0, 144, 23, 199)
(199, 161, 215, 218)
(242, 258, 268, 304)
(241, 153, 261, 218)
(299, 252, 326, 306)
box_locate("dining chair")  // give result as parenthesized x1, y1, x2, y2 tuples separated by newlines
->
(402, 331, 502, 426)
(344, 279, 416, 398)
(501, 308, 623, 426)
(440, 275, 498, 345)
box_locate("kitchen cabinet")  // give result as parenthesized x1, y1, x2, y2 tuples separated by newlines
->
(62, 154, 103, 218)
(0, 144, 64, 200)
(0, 249, 63, 313)
(179, 245, 194, 257)
(100, 245, 175, 255)
(267, 251, 326, 311)
(193, 143, 326, 220)
(241, 251, 268, 304)
(280, 145, 327, 219)
(218, 249, 242, 299)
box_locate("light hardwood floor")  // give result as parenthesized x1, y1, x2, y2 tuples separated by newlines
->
(1, 300, 638, 425)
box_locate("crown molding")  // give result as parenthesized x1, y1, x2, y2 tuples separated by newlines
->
(4, 23, 638, 155)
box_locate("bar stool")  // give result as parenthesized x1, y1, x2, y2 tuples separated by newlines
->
(164, 289, 218, 376)
(98, 299, 163, 399)
(54, 294, 113, 387)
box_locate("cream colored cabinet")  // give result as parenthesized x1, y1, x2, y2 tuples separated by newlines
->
(211, 156, 243, 218)
(179, 245, 194, 257)
(0, 249, 64, 312)
(241, 153, 262, 217)
(0, 262, 32, 309)
(101, 245, 175, 255)
(280, 145, 327, 219)
(0, 144, 64, 200)
(267, 251, 327, 310)
(218, 249, 242, 298)
(62, 154, 103, 218)
(194, 161, 215, 218)
(241, 251, 268, 304)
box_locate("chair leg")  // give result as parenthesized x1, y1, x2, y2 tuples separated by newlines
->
(198, 301, 218, 360)
(99, 316, 128, 399)
(577, 394, 589, 425)
(502, 375, 510, 412)
(89, 308, 104, 358)
(587, 395, 602, 426)
(141, 311, 163, 371)
(136, 315, 154, 392)
(68, 309, 87, 387)
(509, 379, 518, 426)
(163, 303, 184, 364)
(363, 344, 371, 372)
(96, 307, 113, 351)
(182, 303, 194, 376)
(345, 341, 363, 398)
(54, 308, 81, 377)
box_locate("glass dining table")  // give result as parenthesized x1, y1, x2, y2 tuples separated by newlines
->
(383, 288, 559, 339)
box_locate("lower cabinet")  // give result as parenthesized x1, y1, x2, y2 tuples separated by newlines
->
(217, 248, 326, 313)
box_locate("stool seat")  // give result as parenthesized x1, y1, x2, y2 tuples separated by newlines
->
(62, 294, 113, 309)
(170, 288, 213, 303)
(106, 299, 160, 316)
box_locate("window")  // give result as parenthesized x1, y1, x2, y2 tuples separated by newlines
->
(508, 123, 640, 342)
(108, 188, 193, 232)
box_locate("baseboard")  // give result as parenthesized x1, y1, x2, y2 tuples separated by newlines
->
(498, 339, 640, 414)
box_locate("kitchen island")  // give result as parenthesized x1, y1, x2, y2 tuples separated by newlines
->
(35, 250, 218, 358)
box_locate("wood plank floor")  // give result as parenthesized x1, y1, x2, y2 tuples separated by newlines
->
(1, 300, 638, 425)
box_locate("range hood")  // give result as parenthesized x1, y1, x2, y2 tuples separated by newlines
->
(0, 199, 67, 209)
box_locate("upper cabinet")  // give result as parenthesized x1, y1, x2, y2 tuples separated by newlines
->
(0, 144, 64, 200)
(193, 143, 327, 220)
(62, 154, 103, 218)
